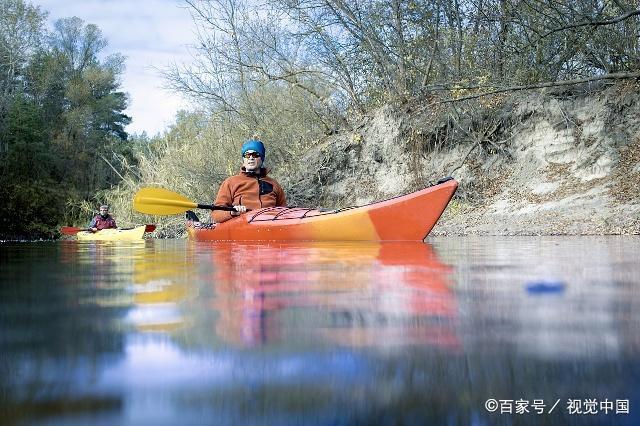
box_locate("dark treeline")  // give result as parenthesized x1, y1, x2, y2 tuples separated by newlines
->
(0, 0, 132, 238)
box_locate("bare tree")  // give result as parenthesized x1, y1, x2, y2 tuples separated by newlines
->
(168, 0, 640, 118)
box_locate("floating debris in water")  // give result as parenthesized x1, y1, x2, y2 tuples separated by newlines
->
(526, 280, 566, 294)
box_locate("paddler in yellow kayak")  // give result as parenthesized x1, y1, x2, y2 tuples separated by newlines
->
(210, 139, 287, 223)
(88, 204, 117, 232)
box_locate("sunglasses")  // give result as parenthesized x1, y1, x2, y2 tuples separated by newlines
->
(243, 151, 261, 159)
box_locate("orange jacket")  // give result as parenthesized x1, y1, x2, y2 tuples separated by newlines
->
(211, 168, 287, 223)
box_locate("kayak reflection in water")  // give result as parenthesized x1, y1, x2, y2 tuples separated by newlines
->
(211, 139, 287, 223)
(88, 204, 117, 232)
(210, 242, 460, 350)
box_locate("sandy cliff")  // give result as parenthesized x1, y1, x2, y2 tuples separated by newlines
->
(287, 82, 640, 235)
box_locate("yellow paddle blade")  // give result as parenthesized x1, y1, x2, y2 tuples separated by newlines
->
(133, 187, 198, 215)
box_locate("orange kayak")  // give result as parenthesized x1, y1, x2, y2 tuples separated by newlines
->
(187, 178, 457, 241)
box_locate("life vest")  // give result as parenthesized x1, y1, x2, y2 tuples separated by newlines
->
(92, 215, 117, 230)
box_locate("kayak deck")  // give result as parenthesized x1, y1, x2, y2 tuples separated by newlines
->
(77, 225, 147, 241)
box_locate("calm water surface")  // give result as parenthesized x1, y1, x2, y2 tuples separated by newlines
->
(0, 237, 638, 425)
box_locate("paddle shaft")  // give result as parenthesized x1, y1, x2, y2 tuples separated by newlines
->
(197, 203, 237, 212)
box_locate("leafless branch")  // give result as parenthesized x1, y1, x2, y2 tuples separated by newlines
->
(536, 8, 640, 41)
(438, 71, 640, 104)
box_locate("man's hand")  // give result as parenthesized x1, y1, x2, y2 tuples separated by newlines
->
(231, 205, 247, 216)
(90, 227, 98, 233)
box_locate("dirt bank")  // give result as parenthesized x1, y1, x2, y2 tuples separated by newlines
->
(286, 82, 640, 235)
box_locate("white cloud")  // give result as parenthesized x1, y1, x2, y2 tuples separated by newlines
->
(34, 0, 196, 135)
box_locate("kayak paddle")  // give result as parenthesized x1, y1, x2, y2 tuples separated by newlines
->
(60, 224, 157, 235)
(133, 187, 236, 215)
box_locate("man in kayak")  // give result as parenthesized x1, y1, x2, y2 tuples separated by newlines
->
(89, 205, 117, 232)
(211, 139, 287, 223)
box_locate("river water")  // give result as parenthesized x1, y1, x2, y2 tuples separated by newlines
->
(0, 237, 638, 425)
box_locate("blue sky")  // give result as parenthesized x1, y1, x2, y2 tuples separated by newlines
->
(35, 0, 196, 136)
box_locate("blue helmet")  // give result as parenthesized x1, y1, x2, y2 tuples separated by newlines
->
(241, 139, 265, 161)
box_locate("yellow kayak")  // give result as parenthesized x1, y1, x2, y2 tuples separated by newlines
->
(77, 226, 147, 241)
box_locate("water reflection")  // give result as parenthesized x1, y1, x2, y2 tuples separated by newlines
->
(207, 242, 457, 349)
(1, 241, 143, 424)
(128, 247, 198, 333)
(432, 236, 640, 361)
(1, 237, 639, 424)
